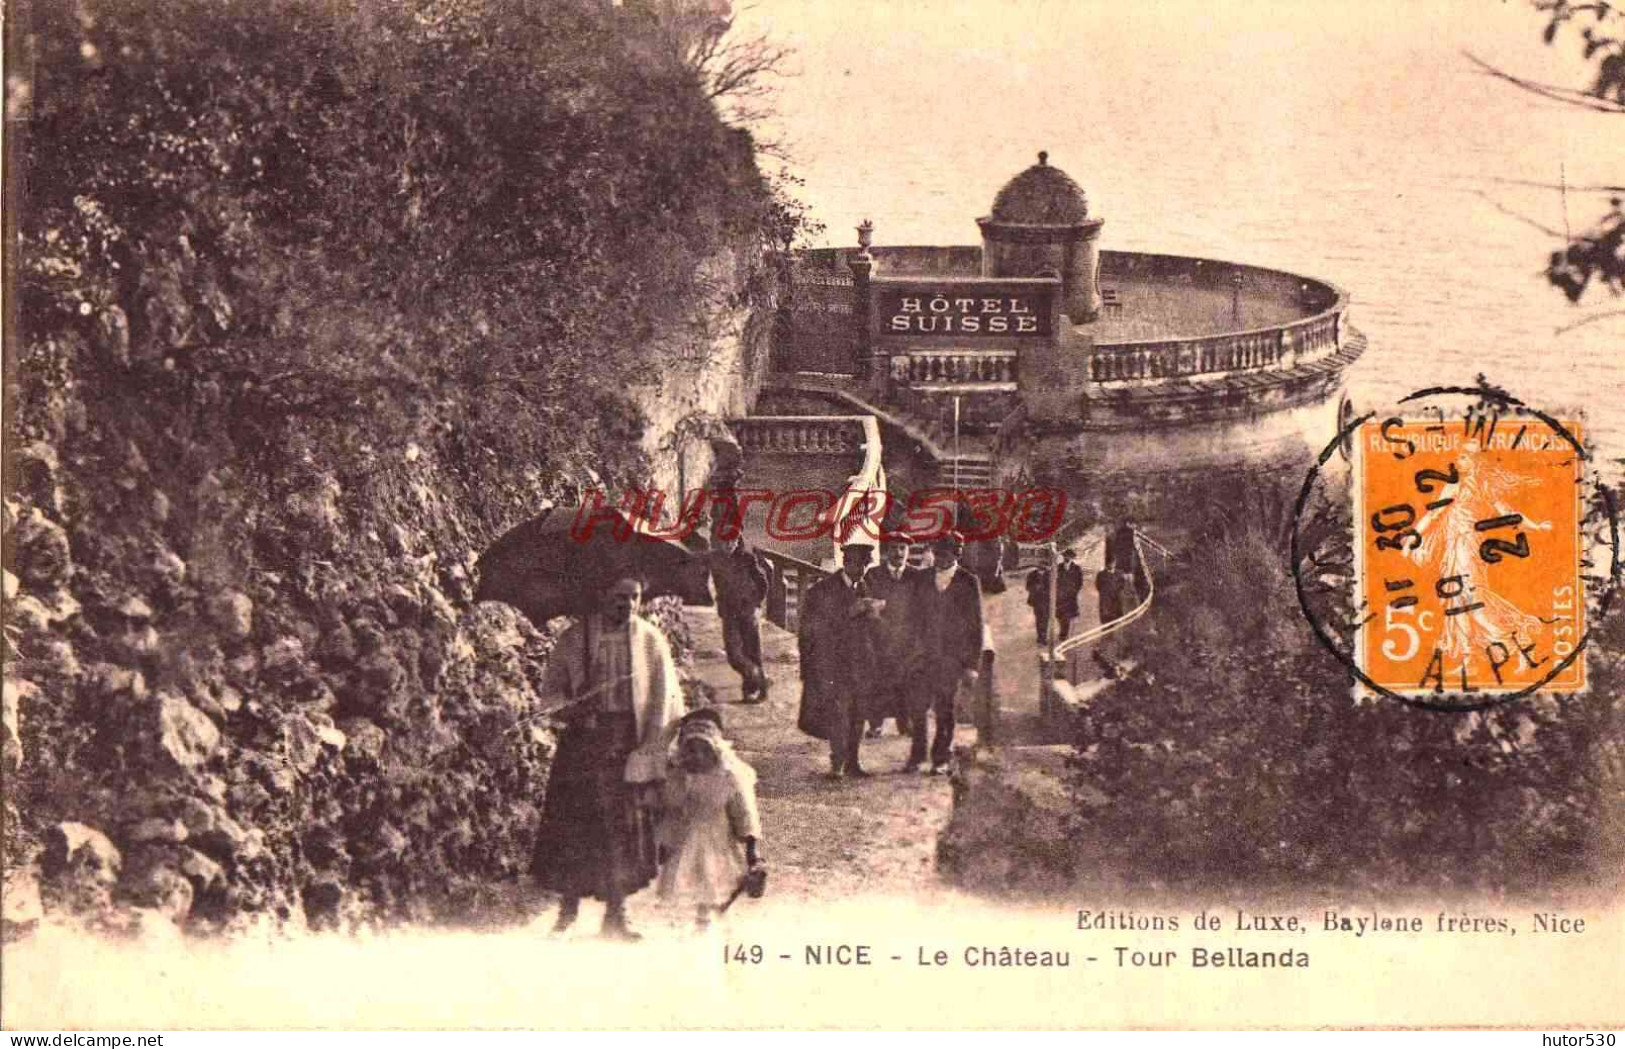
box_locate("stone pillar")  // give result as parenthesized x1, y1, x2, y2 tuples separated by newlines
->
(772, 248, 795, 374)
(848, 240, 878, 389)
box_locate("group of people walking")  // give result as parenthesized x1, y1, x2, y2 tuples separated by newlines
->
(1025, 546, 1085, 644)
(1024, 522, 1149, 649)
(525, 519, 1145, 940)
(521, 529, 988, 941)
(796, 531, 985, 778)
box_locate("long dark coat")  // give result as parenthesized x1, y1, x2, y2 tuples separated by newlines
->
(1096, 567, 1129, 624)
(860, 563, 926, 722)
(1057, 561, 1084, 619)
(1025, 566, 1053, 614)
(796, 572, 876, 740)
(912, 567, 984, 702)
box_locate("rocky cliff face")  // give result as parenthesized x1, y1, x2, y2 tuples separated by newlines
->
(2, 265, 768, 941)
(3, 0, 804, 942)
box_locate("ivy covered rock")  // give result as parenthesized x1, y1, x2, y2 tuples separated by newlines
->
(6, 0, 798, 935)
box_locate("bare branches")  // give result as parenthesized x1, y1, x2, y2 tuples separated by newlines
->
(1474, 189, 1569, 239)
(1462, 50, 1625, 113)
(702, 30, 792, 103)
(1556, 307, 1625, 333)
(1548, 203, 1625, 300)
(647, 2, 794, 129)
(1481, 175, 1625, 194)
(1471, 3, 1625, 305)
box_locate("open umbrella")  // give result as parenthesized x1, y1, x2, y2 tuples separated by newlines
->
(474, 503, 715, 627)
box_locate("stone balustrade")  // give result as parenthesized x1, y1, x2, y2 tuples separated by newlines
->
(728, 414, 885, 570)
(899, 350, 1020, 386)
(1088, 307, 1345, 383)
(759, 547, 826, 634)
(1287, 311, 1340, 358)
(730, 415, 868, 454)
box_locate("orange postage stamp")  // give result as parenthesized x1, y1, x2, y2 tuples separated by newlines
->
(1354, 415, 1585, 697)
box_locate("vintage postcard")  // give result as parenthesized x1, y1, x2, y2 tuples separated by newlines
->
(3, 0, 1622, 1032)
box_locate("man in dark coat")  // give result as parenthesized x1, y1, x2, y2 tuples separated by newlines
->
(1056, 547, 1085, 640)
(907, 532, 983, 775)
(1025, 562, 1055, 644)
(710, 521, 771, 703)
(1106, 520, 1145, 601)
(1096, 563, 1128, 625)
(797, 541, 879, 778)
(861, 534, 921, 738)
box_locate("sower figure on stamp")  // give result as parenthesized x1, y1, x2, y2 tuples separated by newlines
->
(796, 540, 879, 779)
(709, 516, 772, 704)
(861, 534, 921, 738)
(532, 578, 683, 941)
(907, 531, 983, 776)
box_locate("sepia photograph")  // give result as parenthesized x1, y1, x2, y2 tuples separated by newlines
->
(2, 0, 1623, 1031)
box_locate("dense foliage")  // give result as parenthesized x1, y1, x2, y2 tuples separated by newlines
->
(1065, 477, 1624, 896)
(11, 0, 799, 492)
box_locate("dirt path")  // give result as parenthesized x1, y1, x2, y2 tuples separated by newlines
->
(5, 544, 1128, 1030)
(547, 542, 1108, 938)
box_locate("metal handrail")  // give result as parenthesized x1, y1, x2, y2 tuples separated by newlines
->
(1053, 534, 1155, 659)
(1051, 531, 1171, 684)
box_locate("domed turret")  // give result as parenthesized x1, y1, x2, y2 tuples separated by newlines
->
(988, 151, 1091, 224)
(977, 151, 1105, 322)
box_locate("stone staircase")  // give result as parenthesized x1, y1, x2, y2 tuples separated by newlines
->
(933, 452, 995, 490)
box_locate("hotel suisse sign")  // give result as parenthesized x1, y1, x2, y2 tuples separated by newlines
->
(877, 287, 1054, 339)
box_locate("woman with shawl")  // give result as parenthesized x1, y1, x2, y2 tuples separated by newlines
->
(533, 578, 684, 941)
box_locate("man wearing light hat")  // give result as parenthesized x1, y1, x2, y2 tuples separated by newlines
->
(797, 540, 878, 778)
(531, 577, 684, 941)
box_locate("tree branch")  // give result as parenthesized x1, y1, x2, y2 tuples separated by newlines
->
(1556, 308, 1625, 333)
(1480, 175, 1625, 193)
(1463, 50, 1625, 114)
(1474, 189, 1569, 239)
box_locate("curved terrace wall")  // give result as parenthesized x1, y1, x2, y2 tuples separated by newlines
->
(796, 245, 984, 277)
(794, 245, 1345, 330)
(777, 245, 1359, 431)
(1088, 250, 1350, 385)
(1096, 249, 1343, 317)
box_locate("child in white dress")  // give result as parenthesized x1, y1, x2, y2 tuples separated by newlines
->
(657, 708, 766, 930)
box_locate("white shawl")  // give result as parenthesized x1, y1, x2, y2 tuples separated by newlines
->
(546, 613, 685, 784)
